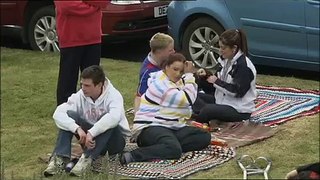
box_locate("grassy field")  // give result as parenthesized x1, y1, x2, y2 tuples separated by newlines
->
(1, 47, 319, 179)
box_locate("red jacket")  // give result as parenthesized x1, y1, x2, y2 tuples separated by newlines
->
(54, 0, 108, 48)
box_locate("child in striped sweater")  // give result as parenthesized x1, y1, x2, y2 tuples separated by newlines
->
(120, 53, 211, 165)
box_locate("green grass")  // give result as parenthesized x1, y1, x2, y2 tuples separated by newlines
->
(1, 47, 319, 179)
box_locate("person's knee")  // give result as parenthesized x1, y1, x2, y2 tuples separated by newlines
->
(198, 105, 220, 122)
(99, 126, 125, 155)
(104, 138, 125, 155)
(110, 136, 126, 155)
(164, 142, 182, 159)
(197, 107, 212, 122)
(192, 131, 211, 149)
(202, 132, 211, 147)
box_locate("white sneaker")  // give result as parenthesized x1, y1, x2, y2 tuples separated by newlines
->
(43, 156, 65, 177)
(70, 154, 92, 176)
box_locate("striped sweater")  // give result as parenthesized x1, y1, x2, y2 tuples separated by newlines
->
(132, 71, 198, 139)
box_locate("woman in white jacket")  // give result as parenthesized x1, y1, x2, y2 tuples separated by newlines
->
(44, 65, 131, 177)
(193, 29, 257, 124)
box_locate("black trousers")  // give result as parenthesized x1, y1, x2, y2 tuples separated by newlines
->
(130, 126, 211, 162)
(56, 43, 101, 105)
(192, 93, 251, 123)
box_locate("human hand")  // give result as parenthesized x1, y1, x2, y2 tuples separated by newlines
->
(85, 132, 96, 149)
(76, 127, 87, 145)
(184, 61, 195, 73)
(285, 169, 298, 179)
(207, 75, 218, 84)
(196, 68, 207, 77)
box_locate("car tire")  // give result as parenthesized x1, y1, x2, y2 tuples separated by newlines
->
(182, 17, 224, 69)
(28, 5, 59, 52)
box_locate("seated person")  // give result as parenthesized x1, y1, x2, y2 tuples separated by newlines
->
(134, 32, 175, 113)
(120, 53, 211, 165)
(43, 65, 131, 177)
(285, 162, 320, 180)
(192, 29, 257, 124)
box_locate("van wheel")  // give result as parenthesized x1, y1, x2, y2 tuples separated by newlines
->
(28, 5, 59, 52)
(182, 17, 224, 69)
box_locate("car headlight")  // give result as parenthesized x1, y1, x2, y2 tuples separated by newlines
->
(110, 0, 141, 5)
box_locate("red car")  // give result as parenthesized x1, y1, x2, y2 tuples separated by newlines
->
(0, 0, 169, 52)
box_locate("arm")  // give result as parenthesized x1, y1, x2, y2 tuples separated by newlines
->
(54, 1, 101, 16)
(161, 73, 198, 107)
(213, 66, 254, 97)
(87, 91, 124, 137)
(135, 69, 151, 112)
(53, 93, 80, 133)
(137, 69, 152, 97)
(181, 73, 198, 104)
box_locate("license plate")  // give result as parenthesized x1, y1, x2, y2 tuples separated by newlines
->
(154, 5, 168, 18)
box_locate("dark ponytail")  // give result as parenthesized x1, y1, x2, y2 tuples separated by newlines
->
(238, 29, 248, 56)
(219, 29, 249, 56)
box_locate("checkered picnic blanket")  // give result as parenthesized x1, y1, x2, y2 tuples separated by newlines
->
(95, 144, 235, 179)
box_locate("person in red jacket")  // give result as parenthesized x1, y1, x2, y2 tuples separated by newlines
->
(54, 0, 108, 106)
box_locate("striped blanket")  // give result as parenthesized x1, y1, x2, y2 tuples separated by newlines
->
(209, 85, 319, 148)
(251, 85, 319, 126)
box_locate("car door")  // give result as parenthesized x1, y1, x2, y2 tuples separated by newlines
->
(305, 0, 320, 63)
(224, 0, 307, 61)
(0, 1, 17, 26)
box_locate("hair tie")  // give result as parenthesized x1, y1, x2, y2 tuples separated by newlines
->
(235, 29, 239, 33)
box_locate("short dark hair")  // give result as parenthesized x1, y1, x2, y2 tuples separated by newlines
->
(81, 65, 106, 86)
(219, 29, 248, 56)
(163, 52, 186, 67)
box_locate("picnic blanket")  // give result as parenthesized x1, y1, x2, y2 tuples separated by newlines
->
(40, 142, 235, 179)
(100, 144, 235, 179)
(208, 85, 319, 147)
(212, 120, 278, 148)
(39, 85, 319, 178)
(251, 85, 319, 126)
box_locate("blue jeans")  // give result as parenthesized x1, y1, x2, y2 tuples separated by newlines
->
(52, 111, 125, 160)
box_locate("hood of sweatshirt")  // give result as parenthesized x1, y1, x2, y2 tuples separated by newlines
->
(79, 78, 112, 105)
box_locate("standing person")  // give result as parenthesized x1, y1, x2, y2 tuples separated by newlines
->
(120, 53, 211, 165)
(133, 32, 175, 113)
(193, 29, 257, 123)
(43, 65, 131, 177)
(54, 0, 108, 106)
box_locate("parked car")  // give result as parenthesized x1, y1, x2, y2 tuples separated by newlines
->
(0, 0, 169, 52)
(167, 0, 320, 71)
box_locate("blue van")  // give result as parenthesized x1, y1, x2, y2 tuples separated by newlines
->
(168, 0, 319, 71)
